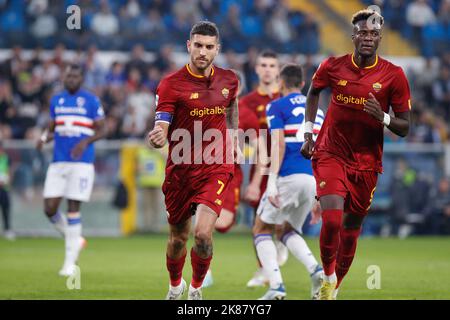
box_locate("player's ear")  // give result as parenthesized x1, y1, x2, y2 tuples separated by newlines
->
(216, 43, 221, 55)
(300, 81, 305, 90)
(186, 40, 191, 53)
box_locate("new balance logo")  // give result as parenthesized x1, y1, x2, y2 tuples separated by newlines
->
(190, 93, 199, 99)
(337, 80, 348, 86)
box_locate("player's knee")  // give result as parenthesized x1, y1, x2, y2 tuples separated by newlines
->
(169, 236, 188, 252)
(44, 203, 58, 217)
(193, 231, 212, 254)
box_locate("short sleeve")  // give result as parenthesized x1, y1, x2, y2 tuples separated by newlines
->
(266, 102, 284, 131)
(92, 96, 105, 121)
(390, 67, 412, 113)
(230, 72, 239, 101)
(49, 96, 57, 120)
(312, 58, 332, 90)
(314, 109, 325, 134)
(155, 78, 177, 114)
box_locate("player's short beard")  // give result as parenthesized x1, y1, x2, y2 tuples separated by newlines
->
(193, 58, 212, 72)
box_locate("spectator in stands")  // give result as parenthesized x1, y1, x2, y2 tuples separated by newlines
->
(137, 9, 166, 39)
(266, 5, 293, 45)
(220, 4, 245, 50)
(152, 44, 174, 73)
(122, 83, 154, 139)
(106, 61, 126, 88)
(91, 2, 119, 37)
(125, 44, 148, 79)
(0, 80, 14, 139)
(426, 177, 450, 234)
(242, 46, 259, 92)
(409, 109, 440, 143)
(296, 14, 320, 54)
(144, 66, 162, 94)
(411, 58, 438, 102)
(0, 140, 14, 240)
(432, 66, 450, 119)
(124, 0, 141, 18)
(438, 0, 450, 26)
(406, 0, 436, 47)
(82, 50, 105, 95)
(29, 9, 58, 39)
(33, 59, 60, 87)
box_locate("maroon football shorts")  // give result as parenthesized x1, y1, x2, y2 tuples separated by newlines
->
(312, 156, 378, 215)
(162, 170, 233, 225)
(222, 165, 243, 214)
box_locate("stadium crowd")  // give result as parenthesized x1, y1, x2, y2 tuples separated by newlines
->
(0, 0, 320, 54)
(363, 0, 450, 57)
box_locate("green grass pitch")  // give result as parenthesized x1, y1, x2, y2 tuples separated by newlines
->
(1, 234, 449, 300)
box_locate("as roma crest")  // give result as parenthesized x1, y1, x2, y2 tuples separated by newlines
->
(222, 88, 229, 99)
(372, 82, 382, 92)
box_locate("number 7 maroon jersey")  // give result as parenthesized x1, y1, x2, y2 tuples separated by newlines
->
(312, 54, 411, 173)
(155, 64, 239, 178)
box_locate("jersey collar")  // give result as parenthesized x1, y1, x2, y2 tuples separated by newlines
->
(351, 53, 378, 70)
(257, 87, 279, 97)
(185, 64, 215, 79)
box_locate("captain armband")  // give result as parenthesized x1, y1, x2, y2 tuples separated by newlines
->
(155, 112, 173, 124)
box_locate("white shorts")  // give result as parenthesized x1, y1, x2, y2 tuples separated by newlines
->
(43, 162, 95, 202)
(256, 174, 316, 233)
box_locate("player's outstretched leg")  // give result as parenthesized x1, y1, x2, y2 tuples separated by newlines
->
(59, 200, 85, 277)
(253, 217, 286, 300)
(317, 195, 344, 300)
(44, 198, 66, 236)
(280, 228, 324, 299)
(334, 213, 364, 297)
(203, 209, 236, 289)
(274, 225, 289, 266)
(247, 211, 270, 288)
(189, 204, 217, 300)
(165, 219, 190, 300)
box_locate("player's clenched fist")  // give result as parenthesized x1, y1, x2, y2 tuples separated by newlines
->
(300, 133, 314, 159)
(148, 126, 166, 148)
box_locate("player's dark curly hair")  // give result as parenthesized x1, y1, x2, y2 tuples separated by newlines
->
(280, 64, 303, 88)
(351, 9, 384, 26)
(190, 21, 220, 40)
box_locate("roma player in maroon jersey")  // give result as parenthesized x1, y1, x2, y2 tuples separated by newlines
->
(202, 73, 264, 288)
(301, 9, 411, 300)
(240, 51, 287, 288)
(240, 50, 280, 210)
(215, 72, 261, 234)
(148, 21, 239, 300)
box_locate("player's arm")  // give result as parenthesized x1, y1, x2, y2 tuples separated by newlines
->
(363, 93, 410, 137)
(148, 80, 176, 149)
(301, 59, 330, 159)
(301, 84, 323, 159)
(148, 121, 170, 148)
(266, 129, 285, 208)
(71, 118, 107, 159)
(244, 133, 268, 203)
(226, 98, 239, 131)
(36, 121, 55, 151)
